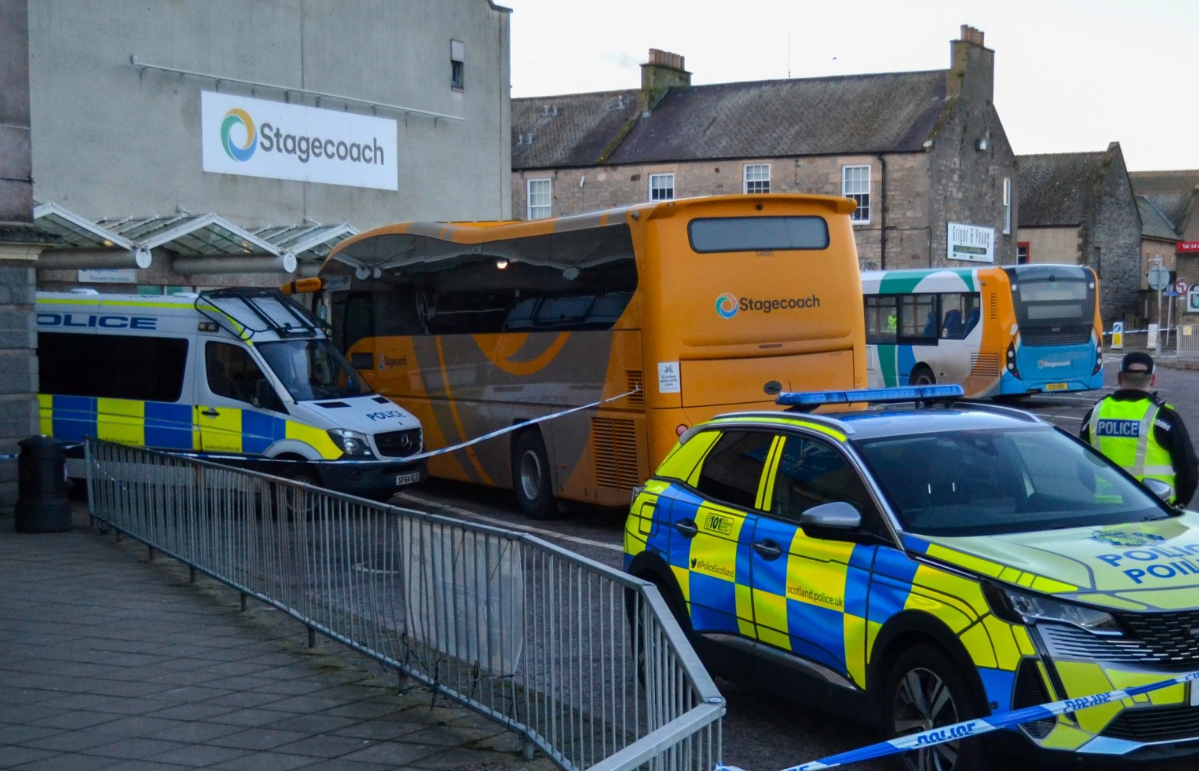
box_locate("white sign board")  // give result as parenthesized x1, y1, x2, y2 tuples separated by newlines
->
(201, 91, 398, 190)
(78, 268, 137, 283)
(658, 361, 681, 393)
(947, 223, 995, 263)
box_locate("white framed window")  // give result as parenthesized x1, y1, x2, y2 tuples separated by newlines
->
(527, 178, 551, 220)
(1003, 178, 1012, 234)
(743, 164, 770, 194)
(649, 172, 675, 201)
(842, 165, 871, 224)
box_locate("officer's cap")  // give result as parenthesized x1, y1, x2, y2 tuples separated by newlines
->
(1121, 351, 1154, 374)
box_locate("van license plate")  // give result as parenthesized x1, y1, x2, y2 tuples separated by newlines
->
(395, 472, 421, 486)
(1046, 383, 1068, 391)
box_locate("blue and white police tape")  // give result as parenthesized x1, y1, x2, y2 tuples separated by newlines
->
(161, 386, 642, 466)
(716, 668, 1199, 771)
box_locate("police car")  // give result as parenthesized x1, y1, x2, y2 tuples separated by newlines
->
(624, 386, 1199, 770)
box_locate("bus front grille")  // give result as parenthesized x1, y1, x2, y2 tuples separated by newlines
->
(592, 418, 640, 490)
(1020, 328, 1093, 346)
(970, 353, 1001, 378)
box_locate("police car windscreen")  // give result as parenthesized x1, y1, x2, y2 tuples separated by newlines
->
(853, 427, 1169, 537)
(258, 339, 372, 401)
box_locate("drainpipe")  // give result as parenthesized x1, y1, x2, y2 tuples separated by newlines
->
(876, 154, 888, 269)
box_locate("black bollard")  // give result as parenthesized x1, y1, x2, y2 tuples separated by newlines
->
(14, 436, 71, 533)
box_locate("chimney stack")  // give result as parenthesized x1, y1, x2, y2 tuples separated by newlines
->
(959, 25, 985, 47)
(948, 24, 993, 101)
(639, 48, 691, 114)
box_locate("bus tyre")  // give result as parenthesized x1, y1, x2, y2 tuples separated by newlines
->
(884, 644, 995, 771)
(513, 430, 555, 520)
(909, 366, 936, 386)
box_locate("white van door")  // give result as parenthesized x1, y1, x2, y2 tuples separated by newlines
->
(195, 340, 289, 455)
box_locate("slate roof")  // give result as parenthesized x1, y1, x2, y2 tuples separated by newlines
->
(512, 70, 951, 170)
(1129, 170, 1199, 229)
(512, 90, 641, 169)
(1137, 195, 1179, 241)
(1016, 151, 1110, 228)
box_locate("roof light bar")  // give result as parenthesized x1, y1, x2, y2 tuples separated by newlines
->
(776, 384, 965, 407)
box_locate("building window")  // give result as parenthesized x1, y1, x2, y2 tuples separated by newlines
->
(1017, 242, 1030, 264)
(1003, 178, 1012, 234)
(843, 165, 871, 223)
(649, 173, 675, 201)
(527, 178, 551, 220)
(450, 39, 465, 91)
(744, 164, 770, 194)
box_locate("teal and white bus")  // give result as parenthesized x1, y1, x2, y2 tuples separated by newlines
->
(861, 265, 1104, 398)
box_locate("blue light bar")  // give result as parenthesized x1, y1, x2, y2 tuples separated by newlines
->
(776, 384, 965, 407)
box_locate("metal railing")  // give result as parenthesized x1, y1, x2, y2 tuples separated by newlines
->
(85, 439, 723, 771)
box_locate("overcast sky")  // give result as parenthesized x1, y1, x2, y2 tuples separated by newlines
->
(502, 0, 1199, 171)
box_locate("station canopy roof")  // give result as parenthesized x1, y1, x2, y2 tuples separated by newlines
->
(32, 201, 360, 267)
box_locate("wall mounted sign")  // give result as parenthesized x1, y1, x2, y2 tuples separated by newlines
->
(201, 91, 398, 190)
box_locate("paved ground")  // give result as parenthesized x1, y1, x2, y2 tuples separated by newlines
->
(0, 505, 556, 771)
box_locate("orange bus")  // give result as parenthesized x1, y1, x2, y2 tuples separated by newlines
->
(319, 194, 866, 518)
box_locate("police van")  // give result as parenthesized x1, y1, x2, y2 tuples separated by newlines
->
(36, 288, 424, 498)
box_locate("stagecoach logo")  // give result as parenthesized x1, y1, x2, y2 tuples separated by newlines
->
(1090, 530, 1167, 548)
(715, 292, 822, 318)
(221, 109, 257, 162)
(716, 293, 739, 318)
(1037, 359, 1071, 368)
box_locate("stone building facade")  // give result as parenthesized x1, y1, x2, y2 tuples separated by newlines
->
(12, 0, 512, 294)
(512, 26, 1018, 270)
(0, 0, 44, 510)
(1016, 143, 1141, 324)
(1132, 171, 1199, 321)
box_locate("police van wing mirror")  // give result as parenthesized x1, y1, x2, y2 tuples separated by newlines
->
(799, 501, 862, 540)
(1143, 478, 1174, 503)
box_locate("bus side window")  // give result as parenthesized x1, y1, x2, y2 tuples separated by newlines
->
(864, 295, 898, 344)
(940, 292, 981, 340)
(899, 294, 938, 343)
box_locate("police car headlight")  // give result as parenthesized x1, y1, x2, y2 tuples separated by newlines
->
(327, 429, 373, 457)
(983, 584, 1122, 636)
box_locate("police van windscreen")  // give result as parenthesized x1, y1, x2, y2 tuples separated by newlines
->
(1003, 266, 1095, 345)
(258, 339, 373, 401)
(853, 427, 1170, 537)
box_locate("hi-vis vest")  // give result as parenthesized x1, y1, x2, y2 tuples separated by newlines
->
(1088, 396, 1176, 498)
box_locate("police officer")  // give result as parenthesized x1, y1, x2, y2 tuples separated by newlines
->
(1081, 351, 1198, 506)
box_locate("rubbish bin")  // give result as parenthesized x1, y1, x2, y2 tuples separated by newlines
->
(15, 436, 71, 533)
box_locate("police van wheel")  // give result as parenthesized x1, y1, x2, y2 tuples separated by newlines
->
(884, 645, 994, 771)
(513, 431, 555, 520)
(909, 366, 936, 387)
(279, 465, 321, 521)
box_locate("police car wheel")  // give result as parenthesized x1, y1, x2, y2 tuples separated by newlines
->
(885, 645, 994, 771)
(513, 431, 555, 520)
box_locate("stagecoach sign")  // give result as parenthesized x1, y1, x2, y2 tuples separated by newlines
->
(201, 91, 398, 190)
(947, 223, 995, 263)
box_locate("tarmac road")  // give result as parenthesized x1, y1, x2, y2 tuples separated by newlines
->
(389, 355, 1199, 771)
